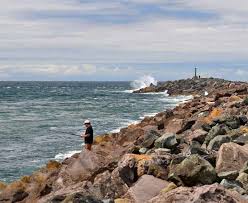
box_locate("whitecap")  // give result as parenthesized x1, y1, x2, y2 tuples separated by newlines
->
(139, 113, 156, 120)
(139, 90, 169, 96)
(30, 160, 39, 163)
(123, 90, 134, 93)
(54, 150, 81, 160)
(131, 75, 157, 90)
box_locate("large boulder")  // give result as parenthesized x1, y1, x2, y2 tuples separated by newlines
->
(169, 154, 217, 186)
(154, 133, 178, 149)
(207, 135, 231, 151)
(204, 124, 229, 145)
(164, 118, 184, 134)
(148, 183, 246, 203)
(216, 143, 248, 173)
(141, 130, 160, 148)
(185, 129, 208, 144)
(117, 154, 152, 186)
(60, 150, 105, 182)
(123, 175, 170, 203)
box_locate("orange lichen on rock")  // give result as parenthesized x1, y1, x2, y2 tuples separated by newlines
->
(20, 176, 32, 184)
(6, 180, 27, 192)
(129, 154, 152, 161)
(32, 173, 47, 185)
(240, 127, 248, 134)
(94, 134, 112, 144)
(45, 160, 62, 172)
(229, 95, 242, 102)
(204, 108, 223, 124)
(0, 182, 7, 191)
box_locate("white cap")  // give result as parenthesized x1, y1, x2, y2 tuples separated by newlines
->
(84, 119, 91, 124)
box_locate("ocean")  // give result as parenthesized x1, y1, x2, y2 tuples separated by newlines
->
(0, 79, 191, 183)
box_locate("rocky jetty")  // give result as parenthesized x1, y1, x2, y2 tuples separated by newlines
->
(133, 77, 247, 96)
(1, 78, 248, 203)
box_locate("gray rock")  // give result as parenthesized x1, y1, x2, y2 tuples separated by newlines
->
(207, 135, 231, 151)
(169, 154, 217, 186)
(154, 133, 178, 149)
(226, 117, 240, 129)
(218, 170, 239, 180)
(141, 130, 160, 148)
(184, 141, 209, 156)
(139, 147, 148, 154)
(237, 172, 248, 192)
(204, 124, 229, 145)
(233, 134, 248, 145)
(239, 116, 248, 125)
(220, 179, 246, 195)
(201, 123, 212, 132)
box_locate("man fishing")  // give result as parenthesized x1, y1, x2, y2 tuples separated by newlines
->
(81, 120, 94, 151)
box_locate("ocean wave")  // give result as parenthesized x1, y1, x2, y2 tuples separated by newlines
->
(122, 90, 134, 93)
(54, 150, 81, 160)
(138, 90, 169, 96)
(131, 75, 157, 90)
(139, 112, 157, 120)
(161, 95, 193, 102)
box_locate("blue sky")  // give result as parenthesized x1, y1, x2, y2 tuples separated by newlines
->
(0, 0, 248, 81)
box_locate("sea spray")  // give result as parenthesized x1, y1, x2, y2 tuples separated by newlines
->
(131, 75, 158, 90)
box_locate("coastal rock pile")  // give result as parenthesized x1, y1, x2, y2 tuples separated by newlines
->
(133, 77, 247, 96)
(1, 78, 248, 203)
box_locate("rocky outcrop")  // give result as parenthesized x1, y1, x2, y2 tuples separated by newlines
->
(134, 78, 248, 96)
(123, 175, 170, 203)
(1, 78, 248, 202)
(169, 154, 217, 186)
(216, 143, 248, 173)
(149, 184, 247, 203)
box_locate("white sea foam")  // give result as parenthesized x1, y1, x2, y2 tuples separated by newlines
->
(140, 112, 157, 119)
(131, 75, 158, 90)
(139, 90, 169, 95)
(30, 159, 39, 163)
(55, 150, 81, 160)
(123, 90, 134, 93)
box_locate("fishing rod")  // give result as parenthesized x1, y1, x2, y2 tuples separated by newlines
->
(50, 129, 81, 136)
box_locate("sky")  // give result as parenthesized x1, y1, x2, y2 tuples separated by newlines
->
(0, 0, 248, 81)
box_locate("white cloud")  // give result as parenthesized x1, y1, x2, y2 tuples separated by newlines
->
(0, 0, 248, 80)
